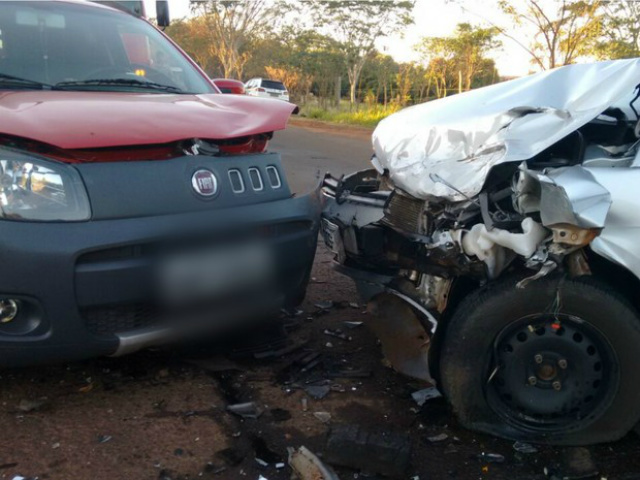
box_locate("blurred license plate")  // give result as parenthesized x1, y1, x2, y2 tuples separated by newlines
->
(160, 243, 273, 304)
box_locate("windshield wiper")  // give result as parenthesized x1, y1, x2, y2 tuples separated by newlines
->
(54, 78, 185, 94)
(0, 73, 52, 90)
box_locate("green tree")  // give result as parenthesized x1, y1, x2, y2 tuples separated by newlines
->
(360, 53, 399, 106)
(407, 63, 431, 103)
(310, 0, 414, 105)
(188, 0, 293, 78)
(416, 23, 500, 96)
(245, 28, 345, 105)
(497, 0, 602, 69)
(165, 17, 218, 75)
(597, 1, 640, 59)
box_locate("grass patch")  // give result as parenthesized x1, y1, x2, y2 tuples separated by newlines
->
(301, 104, 401, 127)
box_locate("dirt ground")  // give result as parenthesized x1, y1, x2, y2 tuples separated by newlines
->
(2, 247, 640, 480)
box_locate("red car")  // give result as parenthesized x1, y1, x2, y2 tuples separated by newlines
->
(212, 78, 246, 95)
(0, 1, 319, 366)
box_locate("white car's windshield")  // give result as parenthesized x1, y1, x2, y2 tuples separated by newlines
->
(0, 1, 215, 94)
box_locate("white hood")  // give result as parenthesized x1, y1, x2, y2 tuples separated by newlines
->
(373, 59, 640, 202)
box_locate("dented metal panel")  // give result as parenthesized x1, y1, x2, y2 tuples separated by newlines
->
(587, 168, 640, 280)
(516, 166, 613, 228)
(373, 59, 640, 201)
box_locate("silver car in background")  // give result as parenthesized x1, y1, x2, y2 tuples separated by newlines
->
(245, 78, 290, 102)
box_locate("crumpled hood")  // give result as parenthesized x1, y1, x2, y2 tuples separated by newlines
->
(0, 91, 296, 149)
(373, 59, 640, 202)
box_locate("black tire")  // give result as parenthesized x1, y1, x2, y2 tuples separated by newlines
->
(439, 275, 640, 445)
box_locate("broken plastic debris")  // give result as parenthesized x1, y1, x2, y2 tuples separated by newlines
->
(411, 387, 442, 406)
(427, 433, 448, 443)
(343, 321, 363, 329)
(305, 385, 330, 400)
(313, 411, 332, 424)
(227, 401, 263, 419)
(203, 463, 226, 475)
(314, 301, 334, 310)
(17, 398, 48, 413)
(288, 446, 340, 480)
(513, 441, 538, 454)
(477, 452, 505, 464)
(98, 435, 112, 444)
(349, 302, 359, 309)
(281, 307, 304, 318)
(255, 458, 268, 467)
(324, 329, 352, 341)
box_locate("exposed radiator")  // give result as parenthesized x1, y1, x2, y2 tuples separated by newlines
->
(382, 191, 429, 235)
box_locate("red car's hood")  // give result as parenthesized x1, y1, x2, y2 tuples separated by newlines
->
(0, 91, 295, 150)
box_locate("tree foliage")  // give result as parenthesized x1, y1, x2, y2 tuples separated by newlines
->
(498, 0, 602, 69)
(163, 0, 640, 119)
(186, 0, 292, 78)
(597, 1, 640, 59)
(416, 23, 500, 98)
(309, 0, 415, 104)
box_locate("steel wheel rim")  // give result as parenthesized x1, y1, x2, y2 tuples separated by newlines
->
(485, 313, 619, 433)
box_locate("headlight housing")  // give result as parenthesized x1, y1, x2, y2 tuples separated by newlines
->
(0, 148, 91, 221)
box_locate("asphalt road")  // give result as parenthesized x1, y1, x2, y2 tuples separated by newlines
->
(271, 120, 374, 194)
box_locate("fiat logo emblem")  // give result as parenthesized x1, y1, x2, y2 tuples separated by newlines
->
(192, 169, 218, 197)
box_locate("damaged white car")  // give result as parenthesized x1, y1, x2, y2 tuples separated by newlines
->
(321, 59, 640, 445)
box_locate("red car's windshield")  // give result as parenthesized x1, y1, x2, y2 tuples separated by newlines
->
(0, 1, 215, 94)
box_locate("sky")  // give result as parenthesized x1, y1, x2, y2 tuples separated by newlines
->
(145, 0, 535, 77)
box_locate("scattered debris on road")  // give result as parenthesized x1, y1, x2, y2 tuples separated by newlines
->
(313, 411, 332, 424)
(288, 446, 340, 480)
(411, 386, 442, 406)
(314, 301, 334, 310)
(478, 452, 506, 464)
(227, 401, 264, 419)
(514, 441, 539, 454)
(426, 433, 449, 443)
